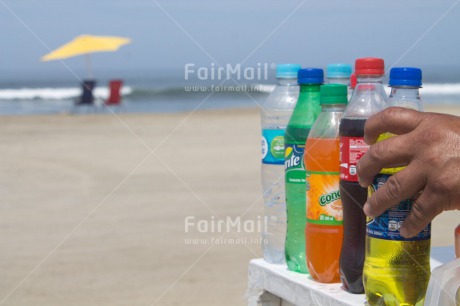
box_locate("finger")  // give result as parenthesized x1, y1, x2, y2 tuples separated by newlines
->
(363, 161, 427, 218)
(364, 107, 424, 144)
(400, 188, 444, 238)
(357, 134, 415, 187)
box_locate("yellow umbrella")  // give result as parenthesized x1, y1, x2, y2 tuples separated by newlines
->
(41, 34, 131, 78)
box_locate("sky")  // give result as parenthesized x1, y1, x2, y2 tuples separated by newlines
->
(0, 0, 459, 82)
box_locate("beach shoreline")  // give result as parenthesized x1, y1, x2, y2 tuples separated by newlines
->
(0, 106, 458, 305)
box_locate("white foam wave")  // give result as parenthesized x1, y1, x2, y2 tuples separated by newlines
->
(382, 83, 460, 96)
(420, 83, 460, 95)
(0, 83, 458, 101)
(257, 83, 460, 96)
(0, 86, 133, 100)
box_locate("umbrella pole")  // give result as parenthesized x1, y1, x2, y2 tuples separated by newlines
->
(85, 54, 94, 79)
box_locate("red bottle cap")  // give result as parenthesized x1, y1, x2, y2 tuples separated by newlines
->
(350, 73, 357, 89)
(355, 58, 385, 76)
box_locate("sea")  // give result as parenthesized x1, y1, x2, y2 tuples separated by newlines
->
(0, 67, 459, 115)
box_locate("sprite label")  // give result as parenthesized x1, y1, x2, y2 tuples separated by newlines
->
(284, 144, 305, 184)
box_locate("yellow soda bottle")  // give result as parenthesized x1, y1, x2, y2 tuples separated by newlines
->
(364, 67, 431, 306)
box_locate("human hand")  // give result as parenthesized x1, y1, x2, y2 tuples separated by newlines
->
(357, 107, 460, 238)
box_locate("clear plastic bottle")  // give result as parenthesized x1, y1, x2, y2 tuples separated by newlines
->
(387, 68, 424, 110)
(285, 68, 323, 273)
(326, 64, 352, 99)
(326, 63, 352, 86)
(261, 64, 301, 264)
(305, 84, 347, 283)
(350, 73, 357, 96)
(364, 67, 430, 306)
(339, 58, 388, 293)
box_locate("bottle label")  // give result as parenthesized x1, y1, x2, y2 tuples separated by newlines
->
(285, 144, 305, 184)
(306, 171, 343, 225)
(339, 136, 369, 182)
(367, 174, 431, 241)
(262, 129, 285, 165)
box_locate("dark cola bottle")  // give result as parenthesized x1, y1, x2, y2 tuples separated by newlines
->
(339, 58, 388, 293)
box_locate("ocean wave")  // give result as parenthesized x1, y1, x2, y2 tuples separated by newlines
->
(420, 83, 460, 95)
(0, 83, 459, 101)
(255, 83, 460, 96)
(0, 86, 133, 100)
(0, 84, 272, 101)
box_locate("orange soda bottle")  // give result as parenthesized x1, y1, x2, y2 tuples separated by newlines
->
(305, 84, 347, 283)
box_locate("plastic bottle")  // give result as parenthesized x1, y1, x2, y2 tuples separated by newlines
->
(262, 64, 301, 264)
(326, 64, 352, 99)
(350, 73, 357, 95)
(424, 258, 460, 306)
(326, 63, 352, 86)
(424, 224, 460, 306)
(364, 67, 430, 306)
(339, 58, 388, 293)
(305, 84, 347, 283)
(285, 68, 323, 273)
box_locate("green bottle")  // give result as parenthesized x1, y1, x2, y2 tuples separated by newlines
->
(284, 68, 323, 273)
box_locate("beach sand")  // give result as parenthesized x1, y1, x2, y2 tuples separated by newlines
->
(0, 106, 459, 305)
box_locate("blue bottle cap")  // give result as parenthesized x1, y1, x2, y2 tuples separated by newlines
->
(389, 67, 422, 87)
(326, 63, 352, 79)
(276, 64, 301, 78)
(298, 68, 324, 84)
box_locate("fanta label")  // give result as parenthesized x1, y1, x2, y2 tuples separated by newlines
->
(306, 171, 343, 226)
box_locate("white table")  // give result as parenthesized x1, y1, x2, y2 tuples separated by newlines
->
(248, 246, 454, 306)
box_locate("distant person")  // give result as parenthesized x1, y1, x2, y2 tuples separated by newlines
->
(357, 107, 460, 238)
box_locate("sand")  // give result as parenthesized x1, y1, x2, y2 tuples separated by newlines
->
(0, 106, 459, 305)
